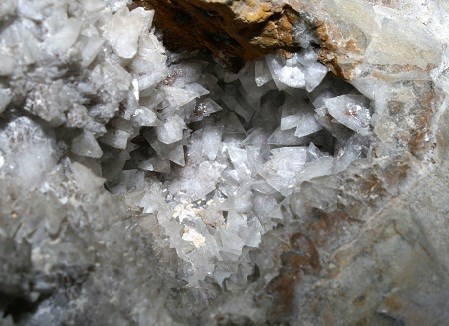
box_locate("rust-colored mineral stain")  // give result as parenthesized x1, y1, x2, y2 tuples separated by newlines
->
(388, 101, 405, 116)
(384, 295, 403, 312)
(265, 233, 321, 322)
(315, 23, 352, 80)
(132, 0, 302, 72)
(409, 83, 435, 157)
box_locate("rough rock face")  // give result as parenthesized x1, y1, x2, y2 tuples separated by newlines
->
(133, 0, 306, 71)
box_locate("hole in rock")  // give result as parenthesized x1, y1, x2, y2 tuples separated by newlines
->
(100, 49, 373, 287)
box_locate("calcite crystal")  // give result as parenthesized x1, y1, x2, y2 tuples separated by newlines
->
(0, 0, 449, 325)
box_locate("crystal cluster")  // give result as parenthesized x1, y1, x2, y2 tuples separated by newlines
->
(1, 0, 449, 324)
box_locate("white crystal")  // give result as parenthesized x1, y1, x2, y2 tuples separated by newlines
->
(294, 156, 333, 185)
(0, 0, 17, 20)
(163, 86, 200, 109)
(0, 52, 16, 76)
(132, 32, 168, 87)
(131, 107, 158, 127)
(333, 135, 365, 173)
(325, 94, 371, 133)
(202, 124, 224, 160)
(190, 98, 223, 122)
(71, 131, 103, 158)
(278, 66, 306, 88)
(294, 111, 323, 138)
(90, 60, 131, 101)
(226, 144, 252, 179)
(0, 88, 12, 113)
(0, 117, 56, 190)
(67, 104, 89, 129)
(168, 144, 185, 166)
(79, 0, 105, 12)
(266, 54, 288, 90)
(268, 147, 308, 179)
(255, 59, 272, 86)
(280, 98, 322, 137)
(46, 19, 83, 54)
(261, 147, 308, 195)
(71, 162, 106, 192)
(103, 7, 146, 59)
(81, 36, 105, 67)
(156, 116, 186, 144)
(305, 63, 328, 92)
(100, 129, 131, 149)
(266, 54, 306, 89)
(268, 127, 304, 146)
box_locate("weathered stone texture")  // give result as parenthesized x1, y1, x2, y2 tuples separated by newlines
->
(133, 0, 307, 71)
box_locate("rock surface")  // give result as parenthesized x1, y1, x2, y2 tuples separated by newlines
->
(133, 0, 305, 71)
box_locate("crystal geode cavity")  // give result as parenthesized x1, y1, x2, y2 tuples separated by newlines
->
(136, 0, 449, 324)
(0, 0, 448, 324)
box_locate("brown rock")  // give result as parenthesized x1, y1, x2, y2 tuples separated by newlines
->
(132, 0, 307, 72)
